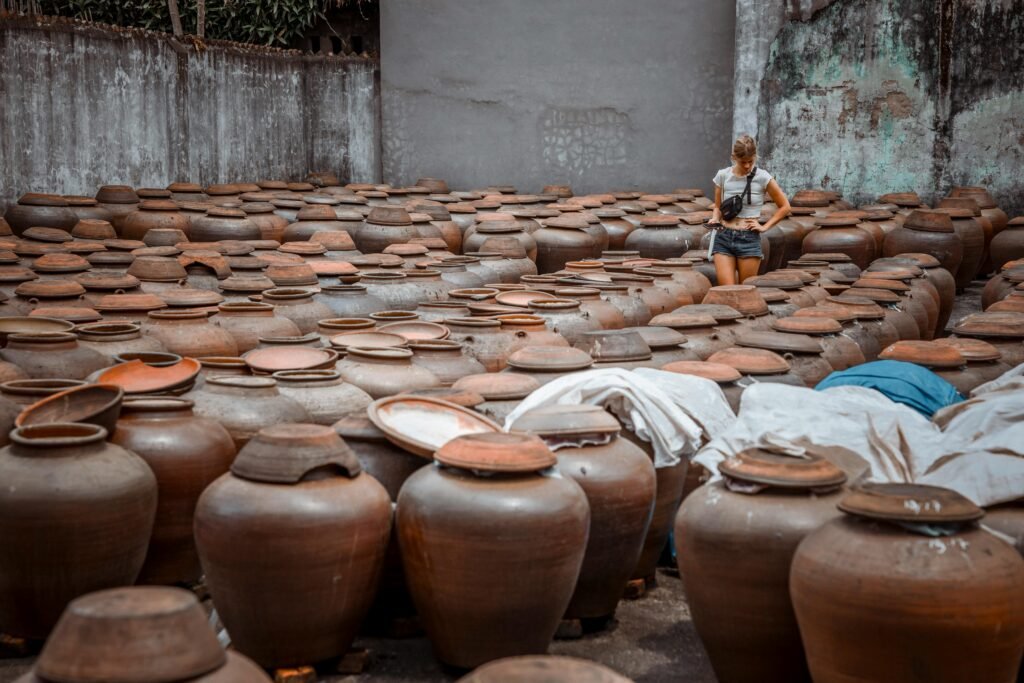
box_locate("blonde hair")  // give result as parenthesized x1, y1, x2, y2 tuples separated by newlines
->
(732, 135, 757, 160)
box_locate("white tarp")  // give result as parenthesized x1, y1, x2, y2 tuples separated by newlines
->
(502, 367, 736, 468)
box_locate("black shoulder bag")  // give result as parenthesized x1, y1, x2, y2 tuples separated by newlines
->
(720, 167, 757, 221)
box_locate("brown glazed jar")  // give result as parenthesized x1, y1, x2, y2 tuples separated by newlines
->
(0, 423, 157, 638)
(933, 207, 985, 289)
(212, 302, 301, 353)
(121, 200, 191, 242)
(190, 208, 260, 242)
(337, 347, 441, 398)
(143, 310, 239, 358)
(791, 483, 1024, 683)
(882, 210, 964, 278)
(272, 369, 372, 425)
(675, 449, 848, 683)
(110, 399, 235, 586)
(195, 424, 392, 668)
(511, 405, 656, 622)
(0, 332, 110, 380)
(397, 433, 590, 669)
(185, 376, 309, 450)
(802, 215, 877, 269)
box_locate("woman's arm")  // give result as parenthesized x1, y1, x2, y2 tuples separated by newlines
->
(711, 184, 723, 224)
(756, 179, 791, 232)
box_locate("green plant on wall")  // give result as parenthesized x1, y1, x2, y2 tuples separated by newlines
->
(2, 0, 373, 47)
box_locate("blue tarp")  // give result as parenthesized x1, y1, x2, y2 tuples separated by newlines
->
(815, 360, 964, 418)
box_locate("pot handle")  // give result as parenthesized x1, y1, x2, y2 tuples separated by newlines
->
(783, 352, 796, 361)
(515, 331, 528, 339)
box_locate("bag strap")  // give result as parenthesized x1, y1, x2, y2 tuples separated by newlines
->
(743, 167, 757, 204)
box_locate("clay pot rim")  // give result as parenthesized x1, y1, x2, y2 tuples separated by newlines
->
(839, 482, 983, 524)
(510, 403, 621, 438)
(11, 422, 108, 448)
(346, 345, 414, 360)
(7, 331, 78, 344)
(206, 375, 278, 389)
(120, 397, 196, 413)
(435, 432, 555, 472)
(231, 422, 362, 483)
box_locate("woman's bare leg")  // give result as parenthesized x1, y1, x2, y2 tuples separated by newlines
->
(738, 257, 762, 283)
(714, 253, 738, 285)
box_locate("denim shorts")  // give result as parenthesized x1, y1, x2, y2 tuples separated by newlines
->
(710, 227, 763, 258)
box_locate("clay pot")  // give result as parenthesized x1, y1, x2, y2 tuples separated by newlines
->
(272, 369, 372, 425)
(0, 331, 110, 379)
(195, 423, 392, 668)
(356, 207, 419, 253)
(314, 284, 385, 318)
(511, 405, 655, 621)
(791, 483, 1024, 683)
(190, 208, 260, 242)
(337, 347, 441, 398)
(660, 260, 713, 302)
(110, 398, 235, 586)
(771, 316, 865, 371)
(397, 433, 590, 668)
(281, 205, 348, 243)
(662, 361, 744, 412)
(143, 310, 239, 358)
(624, 215, 694, 259)
(495, 314, 570, 351)
(16, 586, 270, 683)
(708, 347, 806, 387)
(257, 288, 331, 335)
(734, 330, 834, 387)
(409, 339, 487, 386)
(456, 655, 632, 683)
(828, 296, 900, 352)
(676, 449, 848, 683)
(0, 423, 157, 638)
(360, 272, 428, 310)
(533, 215, 602, 273)
(4, 193, 77, 235)
(951, 311, 1024, 367)
(802, 216, 877, 269)
(527, 298, 601, 345)
(883, 210, 964, 277)
(445, 317, 520, 372)
(932, 208, 985, 289)
(932, 337, 1011, 394)
(0, 378, 86, 407)
(990, 217, 1024, 270)
(213, 302, 301, 353)
(184, 376, 309, 450)
(121, 200, 191, 241)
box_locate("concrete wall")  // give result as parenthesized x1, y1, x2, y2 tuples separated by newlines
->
(380, 0, 736, 194)
(735, 0, 1024, 215)
(0, 16, 381, 211)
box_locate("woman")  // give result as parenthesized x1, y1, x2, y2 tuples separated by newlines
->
(708, 135, 791, 285)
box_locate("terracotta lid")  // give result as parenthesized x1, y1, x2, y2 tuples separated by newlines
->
(266, 263, 318, 286)
(575, 329, 652, 361)
(839, 482, 983, 523)
(378, 321, 450, 341)
(74, 271, 142, 293)
(367, 395, 501, 458)
(791, 190, 831, 207)
(452, 372, 540, 401)
(94, 293, 168, 312)
(708, 347, 791, 375)
(628, 325, 687, 350)
(772, 316, 842, 335)
(720, 448, 847, 489)
(827, 295, 885, 319)
(844, 287, 900, 304)
(757, 288, 790, 303)
(329, 331, 408, 350)
(493, 290, 558, 308)
(23, 226, 74, 243)
(278, 242, 327, 256)
(507, 345, 594, 371)
(933, 337, 1002, 361)
(15, 279, 86, 298)
(243, 346, 336, 373)
(879, 340, 965, 368)
(745, 274, 805, 290)
(30, 306, 100, 323)
(736, 329, 823, 355)
(114, 351, 184, 367)
(96, 358, 201, 394)
(774, 268, 817, 284)
(435, 432, 556, 472)
(878, 192, 922, 207)
(30, 253, 90, 276)
(861, 267, 919, 281)
(903, 209, 953, 233)
(638, 214, 681, 227)
(950, 186, 997, 209)
(167, 182, 204, 193)
(675, 303, 743, 322)
(400, 387, 484, 408)
(35, 586, 226, 683)
(814, 215, 860, 227)
(543, 214, 589, 230)
(702, 285, 769, 316)
(0, 265, 37, 283)
(366, 206, 412, 226)
(649, 312, 718, 330)
(662, 360, 741, 383)
(204, 184, 240, 196)
(15, 382, 124, 432)
(952, 311, 1024, 338)
(232, 423, 360, 483)
(792, 303, 856, 323)
(937, 197, 982, 216)
(510, 403, 620, 439)
(96, 186, 139, 204)
(852, 278, 911, 294)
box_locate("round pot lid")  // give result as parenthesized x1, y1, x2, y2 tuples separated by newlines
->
(903, 209, 954, 233)
(435, 432, 556, 473)
(510, 403, 620, 438)
(629, 325, 687, 349)
(35, 586, 226, 683)
(703, 285, 770, 316)
(879, 340, 965, 368)
(243, 346, 336, 373)
(377, 321, 450, 341)
(661, 360, 741, 383)
(96, 358, 201, 395)
(736, 330, 823, 355)
(649, 313, 720, 330)
(494, 290, 559, 307)
(15, 279, 86, 298)
(953, 312, 1024, 338)
(75, 271, 141, 291)
(772, 316, 843, 335)
(674, 303, 744, 322)
(329, 331, 408, 350)
(719, 448, 847, 489)
(32, 253, 90, 272)
(506, 345, 594, 371)
(574, 329, 652, 361)
(94, 293, 167, 312)
(400, 387, 484, 408)
(232, 423, 361, 483)
(842, 287, 901, 304)
(838, 482, 983, 523)
(15, 383, 124, 432)
(933, 337, 1002, 362)
(451, 372, 540, 401)
(367, 395, 501, 459)
(160, 288, 225, 307)
(309, 260, 358, 276)
(23, 226, 73, 243)
(793, 303, 857, 323)
(708, 347, 791, 375)
(827, 295, 885, 319)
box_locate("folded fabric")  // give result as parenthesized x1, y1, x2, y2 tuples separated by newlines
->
(814, 360, 964, 418)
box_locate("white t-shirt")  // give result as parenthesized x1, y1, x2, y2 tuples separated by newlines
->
(713, 167, 774, 219)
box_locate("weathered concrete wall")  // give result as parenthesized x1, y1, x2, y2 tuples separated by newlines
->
(380, 0, 736, 194)
(736, 0, 1024, 215)
(0, 17, 381, 211)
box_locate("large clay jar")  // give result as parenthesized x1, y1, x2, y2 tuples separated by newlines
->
(527, 298, 601, 345)
(771, 316, 865, 371)
(802, 215, 876, 270)
(624, 215, 694, 260)
(356, 207, 419, 253)
(883, 209, 964, 278)
(409, 339, 487, 386)
(260, 288, 333, 335)
(933, 337, 1011, 393)
(110, 398, 235, 586)
(0, 423, 157, 638)
(933, 207, 985, 289)
(397, 433, 590, 669)
(533, 215, 601, 274)
(281, 205, 347, 243)
(15, 586, 271, 683)
(828, 295, 900, 352)
(185, 376, 309, 450)
(445, 317, 520, 372)
(315, 284, 386, 318)
(337, 347, 441, 398)
(594, 208, 636, 250)
(791, 483, 1024, 683)
(511, 405, 655, 623)
(734, 330, 833, 387)
(589, 281, 653, 327)
(0, 331, 110, 379)
(241, 202, 289, 242)
(272, 369, 372, 425)
(951, 311, 1024, 367)
(195, 423, 392, 668)
(660, 260, 713, 302)
(121, 200, 190, 242)
(212, 302, 301, 353)
(990, 217, 1024, 270)
(143, 310, 239, 358)
(951, 186, 1009, 269)
(676, 449, 848, 683)
(189, 207, 260, 242)
(95, 186, 140, 233)
(4, 193, 78, 235)
(845, 286, 921, 341)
